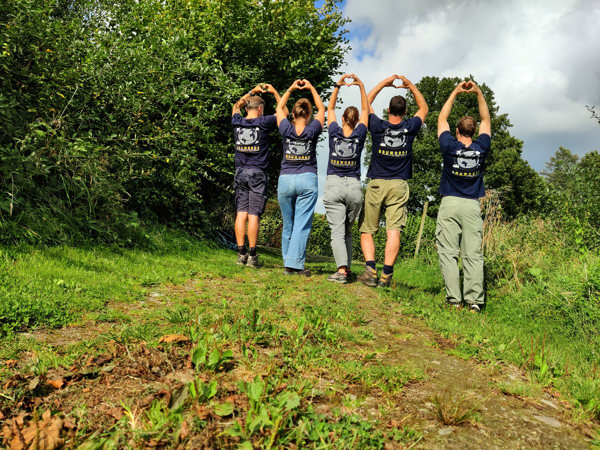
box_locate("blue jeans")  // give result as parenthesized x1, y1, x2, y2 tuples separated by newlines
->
(277, 173, 318, 270)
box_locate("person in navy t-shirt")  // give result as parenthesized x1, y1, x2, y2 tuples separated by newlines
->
(231, 84, 286, 268)
(275, 79, 325, 276)
(357, 75, 428, 288)
(323, 73, 369, 284)
(436, 80, 491, 312)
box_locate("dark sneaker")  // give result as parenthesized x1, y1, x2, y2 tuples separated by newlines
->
(246, 255, 259, 268)
(237, 253, 248, 265)
(327, 271, 348, 284)
(377, 273, 393, 288)
(357, 267, 377, 287)
(469, 304, 482, 313)
(284, 268, 311, 277)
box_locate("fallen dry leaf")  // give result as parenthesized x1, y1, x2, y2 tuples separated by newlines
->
(106, 406, 124, 421)
(47, 379, 64, 389)
(158, 334, 190, 343)
(196, 406, 210, 420)
(4, 410, 64, 450)
(4, 360, 18, 368)
(179, 420, 191, 441)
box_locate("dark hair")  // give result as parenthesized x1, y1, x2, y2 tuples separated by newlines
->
(292, 98, 312, 121)
(246, 96, 265, 111)
(342, 106, 359, 129)
(388, 95, 406, 116)
(457, 116, 477, 138)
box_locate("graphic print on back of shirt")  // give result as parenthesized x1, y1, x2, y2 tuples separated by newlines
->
(378, 128, 409, 158)
(452, 149, 481, 177)
(285, 138, 311, 161)
(331, 136, 359, 167)
(234, 126, 260, 152)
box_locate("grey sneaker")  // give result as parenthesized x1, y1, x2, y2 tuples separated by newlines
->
(357, 266, 377, 287)
(237, 253, 248, 265)
(246, 254, 259, 268)
(327, 271, 348, 284)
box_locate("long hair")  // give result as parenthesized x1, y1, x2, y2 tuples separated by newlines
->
(292, 98, 312, 122)
(342, 106, 359, 129)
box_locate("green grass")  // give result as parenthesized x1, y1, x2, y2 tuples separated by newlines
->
(1, 219, 599, 447)
(0, 228, 426, 448)
(0, 227, 223, 336)
(387, 217, 600, 422)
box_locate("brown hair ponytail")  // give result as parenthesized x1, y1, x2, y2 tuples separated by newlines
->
(292, 98, 312, 122)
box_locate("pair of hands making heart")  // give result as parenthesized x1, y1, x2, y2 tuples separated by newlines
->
(381, 74, 414, 89)
(455, 80, 480, 94)
(335, 73, 364, 87)
(289, 79, 315, 91)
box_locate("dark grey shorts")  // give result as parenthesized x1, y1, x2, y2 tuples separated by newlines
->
(234, 167, 268, 216)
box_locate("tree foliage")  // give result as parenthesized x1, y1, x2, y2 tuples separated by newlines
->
(543, 147, 600, 248)
(1, 0, 348, 244)
(401, 76, 544, 218)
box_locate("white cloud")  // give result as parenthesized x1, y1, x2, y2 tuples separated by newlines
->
(335, 0, 600, 169)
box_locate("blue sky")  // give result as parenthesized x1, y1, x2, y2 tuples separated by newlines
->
(313, 0, 600, 212)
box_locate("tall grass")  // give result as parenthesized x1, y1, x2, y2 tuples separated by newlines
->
(391, 196, 600, 420)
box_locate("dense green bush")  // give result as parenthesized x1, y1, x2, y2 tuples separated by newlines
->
(541, 148, 600, 250)
(1, 0, 348, 245)
(258, 200, 436, 264)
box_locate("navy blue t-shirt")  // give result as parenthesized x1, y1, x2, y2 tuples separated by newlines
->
(367, 114, 422, 180)
(327, 122, 367, 178)
(231, 113, 277, 171)
(438, 131, 491, 199)
(279, 118, 322, 175)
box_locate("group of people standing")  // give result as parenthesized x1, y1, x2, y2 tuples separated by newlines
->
(231, 75, 491, 311)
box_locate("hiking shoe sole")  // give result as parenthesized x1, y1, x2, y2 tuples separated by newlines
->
(327, 272, 348, 284)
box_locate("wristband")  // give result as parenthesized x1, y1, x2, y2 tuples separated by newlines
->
(333, 83, 341, 89)
(247, 90, 253, 96)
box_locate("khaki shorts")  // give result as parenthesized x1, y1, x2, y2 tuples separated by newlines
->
(359, 179, 409, 234)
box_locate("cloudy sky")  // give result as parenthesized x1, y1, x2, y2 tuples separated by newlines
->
(313, 0, 600, 211)
(332, 0, 600, 170)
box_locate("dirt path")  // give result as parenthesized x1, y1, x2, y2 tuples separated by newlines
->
(346, 282, 591, 448)
(3, 267, 596, 448)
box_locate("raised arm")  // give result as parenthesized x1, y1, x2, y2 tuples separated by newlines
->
(276, 80, 302, 126)
(328, 74, 349, 127)
(438, 81, 471, 137)
(398, 76, 428, 122)
(264, 84, 288, 116)
(303, 79, 325, 126)
(350, 74, 369, 126)
(471, 83, 491, 136)
(232, 84, 265, 116)
(367, 75, 398, 114)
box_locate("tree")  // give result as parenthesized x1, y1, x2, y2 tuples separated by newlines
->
(0, 0, 349, 243)
(542, 148, 600, 248)
(403, 76, 544, 218)
(587, 105, 600, 124)
(542, 146, 579, 191)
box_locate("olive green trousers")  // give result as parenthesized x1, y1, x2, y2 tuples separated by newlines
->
(435, 196, 484, 306)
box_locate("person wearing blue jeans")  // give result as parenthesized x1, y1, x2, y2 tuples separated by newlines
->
(275, 79, 325, 276)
